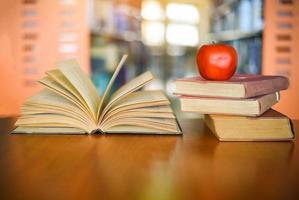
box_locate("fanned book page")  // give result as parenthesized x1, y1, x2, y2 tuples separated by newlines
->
(13, 55, 182, 135)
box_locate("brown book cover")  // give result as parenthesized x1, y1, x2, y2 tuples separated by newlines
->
(205, 109, 295, 141)
(174, 74, 289, 99)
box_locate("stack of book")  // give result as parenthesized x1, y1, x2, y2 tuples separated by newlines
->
(174, 74, 295, 141)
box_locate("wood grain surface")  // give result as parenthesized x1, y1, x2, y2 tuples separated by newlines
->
(0, 117, 298, 200)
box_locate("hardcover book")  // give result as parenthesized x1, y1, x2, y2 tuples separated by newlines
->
(205, 109, 294, 141)
(178, 92, 279, 116)
(13, 55, 182, 135)
(174, 74, 289, 98)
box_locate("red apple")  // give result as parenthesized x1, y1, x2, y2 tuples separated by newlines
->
(196, 43, 238, 81)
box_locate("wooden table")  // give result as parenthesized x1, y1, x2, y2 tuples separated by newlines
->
(0, 117, 298, 200)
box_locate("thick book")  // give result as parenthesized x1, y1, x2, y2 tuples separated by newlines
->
(13, 55, 182, 135)
(178, 92, 279, 116)
(174, 74, 289, 98)
(204, 109, 294, 141)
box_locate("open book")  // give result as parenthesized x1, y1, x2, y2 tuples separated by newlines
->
(13, 55, 182, 135)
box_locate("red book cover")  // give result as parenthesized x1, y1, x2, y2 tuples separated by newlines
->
(174, 74, 289, 99)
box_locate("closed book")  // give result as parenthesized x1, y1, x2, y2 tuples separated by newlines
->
(174, 74, 289, 98)
(205, 109, 294, 141)
(178, 92, 279, 116)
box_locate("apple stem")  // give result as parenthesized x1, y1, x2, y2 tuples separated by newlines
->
(212, 41, 216, 45)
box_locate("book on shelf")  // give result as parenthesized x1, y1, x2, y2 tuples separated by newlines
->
(205, 109, 294, 141)
(13, 55, 182, 135)
(173, 74, 289, 99)
(178, 92, 279, 117)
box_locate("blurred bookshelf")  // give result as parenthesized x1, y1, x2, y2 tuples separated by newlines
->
(89, 0, 211, 98)
(91, 31, 141, 43)
(214, 0, 239, 13)
(89, 0, 142, 95)
(209, 29, 262, 42)
(86, 0, 264, 88)
(210, 0, 264, 74)
(90, 0, 142, 43)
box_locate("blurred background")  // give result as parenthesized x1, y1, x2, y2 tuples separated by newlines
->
(0, 0, 298, 119)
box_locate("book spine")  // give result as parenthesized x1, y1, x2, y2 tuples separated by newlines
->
(244, 77, 289, 98)
(258, 92, 280, 115)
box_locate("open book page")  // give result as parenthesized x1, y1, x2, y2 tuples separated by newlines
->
(21, 89, 96, 129)
(98, 71, 154, 123)
(103, 117, 177, 129)
(57, 59, 100, 121)
(16, 113, 93, 133)
(97, 55, 128, 118)
(16, 89, 96, 132)
(104, 111, 175, 120)
(105, 125, 180, 134)
(13, 127, 85, 134)
(39, 76, 85, 111)
(101, 90, 170, 123)
(103, 116, 177, 127)
(102, 106, 175, 121)
(22, 105, 93, 127)
(102, 118, 180, 133)
(99, 90, 180, 133)
(46, 69, 91, 116)
(133, 106, 173, 113)
(102, 106, 175, 125)
(39, 75, 95, 121)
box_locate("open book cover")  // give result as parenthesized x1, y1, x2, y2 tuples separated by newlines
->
(13, 55, 182, 135)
